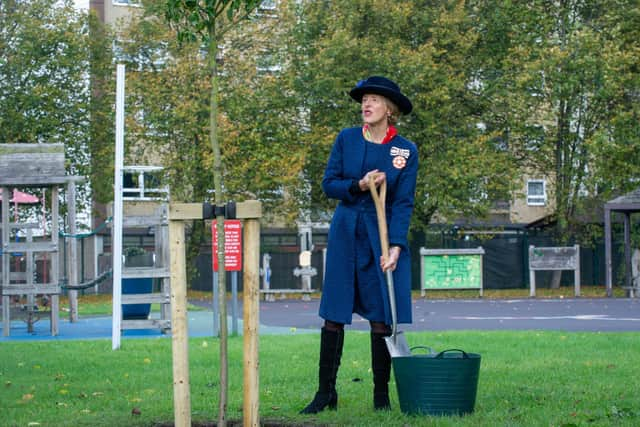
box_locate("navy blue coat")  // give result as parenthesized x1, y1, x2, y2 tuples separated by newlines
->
(319, 127, 418, 325)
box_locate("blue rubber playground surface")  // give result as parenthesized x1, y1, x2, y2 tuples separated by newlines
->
(0, 310, 311, 342)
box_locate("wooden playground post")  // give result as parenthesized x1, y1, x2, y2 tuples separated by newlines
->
(169, 200, 262, 427)
(66, 180, 79, 322)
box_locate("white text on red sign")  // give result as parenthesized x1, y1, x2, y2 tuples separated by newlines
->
(211, 220, 242, 272)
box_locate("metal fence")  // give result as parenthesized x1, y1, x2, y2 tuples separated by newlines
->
(420, 228, 627, 290)
(176, 225, 634, 292)
(191, 228, 328, 292)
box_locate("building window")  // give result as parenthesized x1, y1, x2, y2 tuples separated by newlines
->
(527, 180, 546, 206)
(256, 0, 278, 17)
(259, 0, 277, 10)
(113, 0, 140, 6)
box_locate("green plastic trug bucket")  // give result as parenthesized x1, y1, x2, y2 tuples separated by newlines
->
(392, 348, 481, 416)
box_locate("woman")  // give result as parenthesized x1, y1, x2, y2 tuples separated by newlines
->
(301, 76, 418, 414)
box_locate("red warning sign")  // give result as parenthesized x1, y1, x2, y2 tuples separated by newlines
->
(211, 220, 242, 272)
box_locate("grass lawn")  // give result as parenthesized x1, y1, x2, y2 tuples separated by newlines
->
(1, 330, 639, 426)
(3, 286, 636, 426)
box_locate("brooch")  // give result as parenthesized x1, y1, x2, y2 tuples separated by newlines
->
(393, 156, 407, 169)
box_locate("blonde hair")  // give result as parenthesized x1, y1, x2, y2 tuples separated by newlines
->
(383, 98, 401, 125)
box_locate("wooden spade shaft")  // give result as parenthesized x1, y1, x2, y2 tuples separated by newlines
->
(368, 175, 412, 357)
(368, 174, 398, 337)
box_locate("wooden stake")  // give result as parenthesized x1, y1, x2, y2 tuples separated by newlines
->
(167, 200, 261, 427)
(243, 216, 260, 427)
(169, 219, 191, 427)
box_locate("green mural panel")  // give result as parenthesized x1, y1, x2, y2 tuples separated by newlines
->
(422, 254, 482, 289)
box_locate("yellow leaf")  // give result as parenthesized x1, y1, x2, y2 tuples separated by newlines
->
(59, 389, 69, 395)
(143, 358, 151, 364)
(22, 393, 34, 401)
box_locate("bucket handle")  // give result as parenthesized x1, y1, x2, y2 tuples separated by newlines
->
(435, 349, 469, 359)
(410, 346, 436, 355)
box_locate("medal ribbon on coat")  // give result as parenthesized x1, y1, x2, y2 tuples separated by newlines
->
(390, 145, 410, 169)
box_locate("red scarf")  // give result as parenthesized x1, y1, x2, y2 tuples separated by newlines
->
(363, 124, 397, 144)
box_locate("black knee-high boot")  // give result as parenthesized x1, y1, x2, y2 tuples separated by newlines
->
(300, 327, 344, 414)
(371, 331, 392, 410)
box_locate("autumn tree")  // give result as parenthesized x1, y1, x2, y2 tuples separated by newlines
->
(583, 2, 640, 203)
(116, 1, 306, 223)
(217, 3, 308, 225)
(0, 0, 92, 205)
(88, 11, 115, 217)
(283, 0, 517, 230)
(472, 0, 640, 241)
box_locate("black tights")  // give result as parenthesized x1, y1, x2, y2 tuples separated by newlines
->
(324, 320, 390, 335)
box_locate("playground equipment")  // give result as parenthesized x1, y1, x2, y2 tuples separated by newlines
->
(604, 188, 640, 297)
(261, 223, 318, 301)
(292, 252, 317, 302)
(0, 143, 82, 336)
(109, 172, 171, 340)
(110, 65, 171, 349)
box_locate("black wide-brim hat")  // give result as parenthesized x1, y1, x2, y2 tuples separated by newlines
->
(349, 76, 413, 115)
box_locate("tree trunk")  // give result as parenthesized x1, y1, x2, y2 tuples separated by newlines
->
(209, 24, 228, 427)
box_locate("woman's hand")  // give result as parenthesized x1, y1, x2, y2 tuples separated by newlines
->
(380, 246, 401, 272)
(359, 169, 386, 191)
